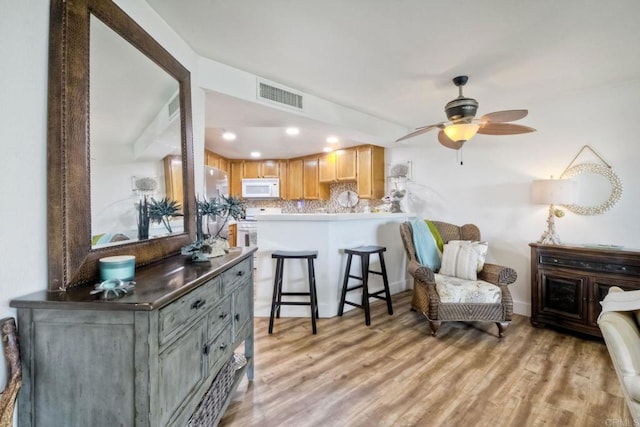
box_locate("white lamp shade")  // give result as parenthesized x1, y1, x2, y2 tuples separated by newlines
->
(443, 123, 480, 142)
(531, 179, 575, 205)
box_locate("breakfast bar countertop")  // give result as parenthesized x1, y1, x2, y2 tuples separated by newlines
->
(253, 211, 415, 319)
(256, 212, 413, 221)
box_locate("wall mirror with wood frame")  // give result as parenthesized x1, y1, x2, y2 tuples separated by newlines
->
(47, 0, 195, 291)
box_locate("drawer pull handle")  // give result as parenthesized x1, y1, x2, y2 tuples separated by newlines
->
(235, 313, 240, 321)
(203, 344, 210, 355)
(236, 270, 245, 277)
(219, 312, 228, 319)
(191, 299, 206, 310)
(219, 343, 227, 351)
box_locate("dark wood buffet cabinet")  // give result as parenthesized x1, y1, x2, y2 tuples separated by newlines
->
(530, 243, 640, 337)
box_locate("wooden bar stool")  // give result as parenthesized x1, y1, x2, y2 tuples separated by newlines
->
(338, 245, 393, 326)
(269, 250, 319, 334)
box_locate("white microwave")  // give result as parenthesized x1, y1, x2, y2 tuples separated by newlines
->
(241, 178, 280, 199)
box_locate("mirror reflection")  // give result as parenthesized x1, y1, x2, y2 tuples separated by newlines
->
(89, 15, 183, 248)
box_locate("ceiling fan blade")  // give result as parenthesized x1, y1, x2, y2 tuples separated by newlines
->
(395, 124, 440, 142)
(480, 109, 528, 123)
(477, 122, 536, 135)
(437, 130, 465, 150)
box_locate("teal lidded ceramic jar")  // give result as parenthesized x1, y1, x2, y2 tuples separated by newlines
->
(99, 255, 135, 281)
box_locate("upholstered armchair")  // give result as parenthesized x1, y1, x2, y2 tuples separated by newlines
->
(399, 220, 517, 337)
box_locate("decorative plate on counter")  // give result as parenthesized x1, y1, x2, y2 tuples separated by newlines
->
(337, 190, 359, 208)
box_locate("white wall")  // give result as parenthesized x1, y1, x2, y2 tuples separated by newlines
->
(387, 80, 640, 315)
(0, 0, 201, 414)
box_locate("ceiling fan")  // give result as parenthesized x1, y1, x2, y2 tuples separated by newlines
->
(395, 75, 536, 150)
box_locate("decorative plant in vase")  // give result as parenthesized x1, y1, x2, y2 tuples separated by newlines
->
(182, 195, 246, 261)
(137, 196, 150, 240)
(148, 197, 183, 234)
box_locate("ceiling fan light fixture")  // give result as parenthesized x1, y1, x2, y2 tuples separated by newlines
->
(443, 123, 480, 143)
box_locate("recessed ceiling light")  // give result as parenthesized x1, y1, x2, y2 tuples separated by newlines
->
(222, 131, 236, 141)
(323, 147, 333, 152)
(326, 136, 338, 144)
(285, 127, 300, 136)
(250, 151, 261, 158)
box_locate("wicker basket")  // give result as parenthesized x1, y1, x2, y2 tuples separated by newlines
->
(188, 355, 237, 427)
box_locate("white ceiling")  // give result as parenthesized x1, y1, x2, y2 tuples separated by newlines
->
(147, 0, 640, 159)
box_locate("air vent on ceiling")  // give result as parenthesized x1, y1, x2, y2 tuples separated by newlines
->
(168, 93, 180, 119)
(257, 79, 304, 110)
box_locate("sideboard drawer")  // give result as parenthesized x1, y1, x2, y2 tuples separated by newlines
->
(539, 254, 640, 276)
(222, 258, 251, 293)
(159, 276, 221, 345)
(208, 296, 232, 340)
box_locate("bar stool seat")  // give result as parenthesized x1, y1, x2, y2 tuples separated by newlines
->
(269, 250, 319, 334)
(338, 245, 393, 326)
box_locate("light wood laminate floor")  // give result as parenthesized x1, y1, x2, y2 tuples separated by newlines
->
(219, 291, 629, 426)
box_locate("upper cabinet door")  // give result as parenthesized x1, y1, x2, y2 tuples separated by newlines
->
(261, 160, 279, 178)
(318, 152, 336, 183)
(243, 161, 261, 178)
(288, 159, 304, 200)
(336, 148, 357, 181)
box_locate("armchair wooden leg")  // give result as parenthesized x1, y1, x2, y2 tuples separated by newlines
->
(429, 320, 441, 337)
(496, 322, 509, 338)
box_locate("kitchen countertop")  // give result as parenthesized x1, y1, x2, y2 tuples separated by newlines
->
(256, 212, 415, 221)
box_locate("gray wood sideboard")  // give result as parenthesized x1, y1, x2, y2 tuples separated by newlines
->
(10, 247, 256, 426)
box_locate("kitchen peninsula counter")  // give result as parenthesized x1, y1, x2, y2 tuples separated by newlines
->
(253, 212, 415, 318)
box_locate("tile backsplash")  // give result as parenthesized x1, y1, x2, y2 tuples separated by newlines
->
(244, 182, 381, 213)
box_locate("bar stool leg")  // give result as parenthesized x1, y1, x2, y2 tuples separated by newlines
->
(308, 257, 317, 334)
(269, 257, 283, 334)
(379, 252, 393, 315)
(338, 253, 353, 317)
(275, 258, 285, 319)
(361, 254, 371, 326)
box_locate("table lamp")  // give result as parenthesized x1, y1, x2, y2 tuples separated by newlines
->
(532, 178, 575, 244)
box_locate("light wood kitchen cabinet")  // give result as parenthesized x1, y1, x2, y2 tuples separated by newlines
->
(278, 160, 288, 199)
(228, 223, 237, 247)
(287, 158, 304, 200)
(303, 156, 329, 200)
(205, 149, 229, 173)
(229, 160, 243, 198)
(243, 160, 279, 178)
(356, 145, 385, 199)
(163, 154, 183, 206)
(319, 149, 357, 183)
(11, 251, 256, 427)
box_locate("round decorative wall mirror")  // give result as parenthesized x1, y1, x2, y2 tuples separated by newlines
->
(560, 163, 623, 215)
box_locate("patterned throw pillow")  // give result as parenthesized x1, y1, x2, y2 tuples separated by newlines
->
(439, 241, 489, 280)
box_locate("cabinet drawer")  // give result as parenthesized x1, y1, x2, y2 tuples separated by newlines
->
(159, 276, 221, 345)
(207, 327, 233, 377)
(222, 259, 251, 293)
(208, 297, 232, 340)
(539, 254, 640, 276)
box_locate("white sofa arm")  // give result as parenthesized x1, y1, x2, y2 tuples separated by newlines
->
(626, 375, 640, 402)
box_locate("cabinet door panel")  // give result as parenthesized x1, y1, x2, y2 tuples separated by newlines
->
(319, 152, 336, 183)
(158, 321, 207, 426)
(288, 159, 303, 199)
(243, 161, 260, 178)
(539, 270, 587, 322)
(33, 321, 135, 426)
(233, 282, 252, 343)
(336, 148, 357, 181)
(261, 160, 279, 177)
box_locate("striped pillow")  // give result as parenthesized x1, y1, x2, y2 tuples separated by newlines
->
(439, 241, 489, 280)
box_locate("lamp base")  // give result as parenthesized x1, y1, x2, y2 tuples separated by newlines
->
(538, 204, 562, 245)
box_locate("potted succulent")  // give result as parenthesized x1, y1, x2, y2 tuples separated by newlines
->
(183, 195, 246, 260)
(148, 197, 183, 234)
